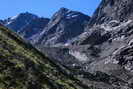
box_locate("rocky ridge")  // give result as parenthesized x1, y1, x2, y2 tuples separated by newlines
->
(33, 8, 90, 46)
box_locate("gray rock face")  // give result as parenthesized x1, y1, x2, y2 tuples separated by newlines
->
(37, 46, 81, 66)
(40, 19, 133, 89)
(75, 1, 133, 86)
(34, 0, 133, 88)
(71, 25, 112, 45)
(72, 0, 133, 46)
(73, 0, 133, 47)
(34, 8, 90, 46)
(88, 0, 133, 26)
(18, 18, 50, 40)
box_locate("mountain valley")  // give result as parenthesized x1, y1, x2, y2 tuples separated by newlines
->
(1, 0, 133, 88)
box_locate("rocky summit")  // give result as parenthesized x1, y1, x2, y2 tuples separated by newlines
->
(3, 12, 38, 32)
(33, 8, 90, 46)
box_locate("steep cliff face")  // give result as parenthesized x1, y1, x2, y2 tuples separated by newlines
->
(88, 0, 133, 26)
(33, 8, 90, 46)
(72, 0, 133, 45)
(70, 0, 133, 88)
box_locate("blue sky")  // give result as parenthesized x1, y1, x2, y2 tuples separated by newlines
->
(0, 0, 101, 19)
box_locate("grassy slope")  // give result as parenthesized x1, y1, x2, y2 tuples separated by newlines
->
(0, 26, 89, 89)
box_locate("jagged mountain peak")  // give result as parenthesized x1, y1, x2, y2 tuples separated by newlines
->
(3, 12, 39, 32)
(53, 7, 90, 20)
(6, 12, 38, 22)
(58, 7, 69, 12)
(18, 12, 38, 19)
(88, 0, 133, 26)
(1, 12, 50, 44)
(19, 11, 36, 15)
(33, 8, 90, 46)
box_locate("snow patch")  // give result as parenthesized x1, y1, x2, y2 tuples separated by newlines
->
(66, 12, 79, 19)
(6, 21, 12, 25)
(66, 10, 71, 14)
(64, 43, 70, 46)
(10, 15, 19, 20)
(69, 51, 88, 61)
(71, 14, 79, 18)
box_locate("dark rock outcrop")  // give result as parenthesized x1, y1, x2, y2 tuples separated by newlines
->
(18, 18, 50, 40)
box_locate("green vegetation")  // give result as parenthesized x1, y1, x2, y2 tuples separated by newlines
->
(0, 26, 90, 89)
